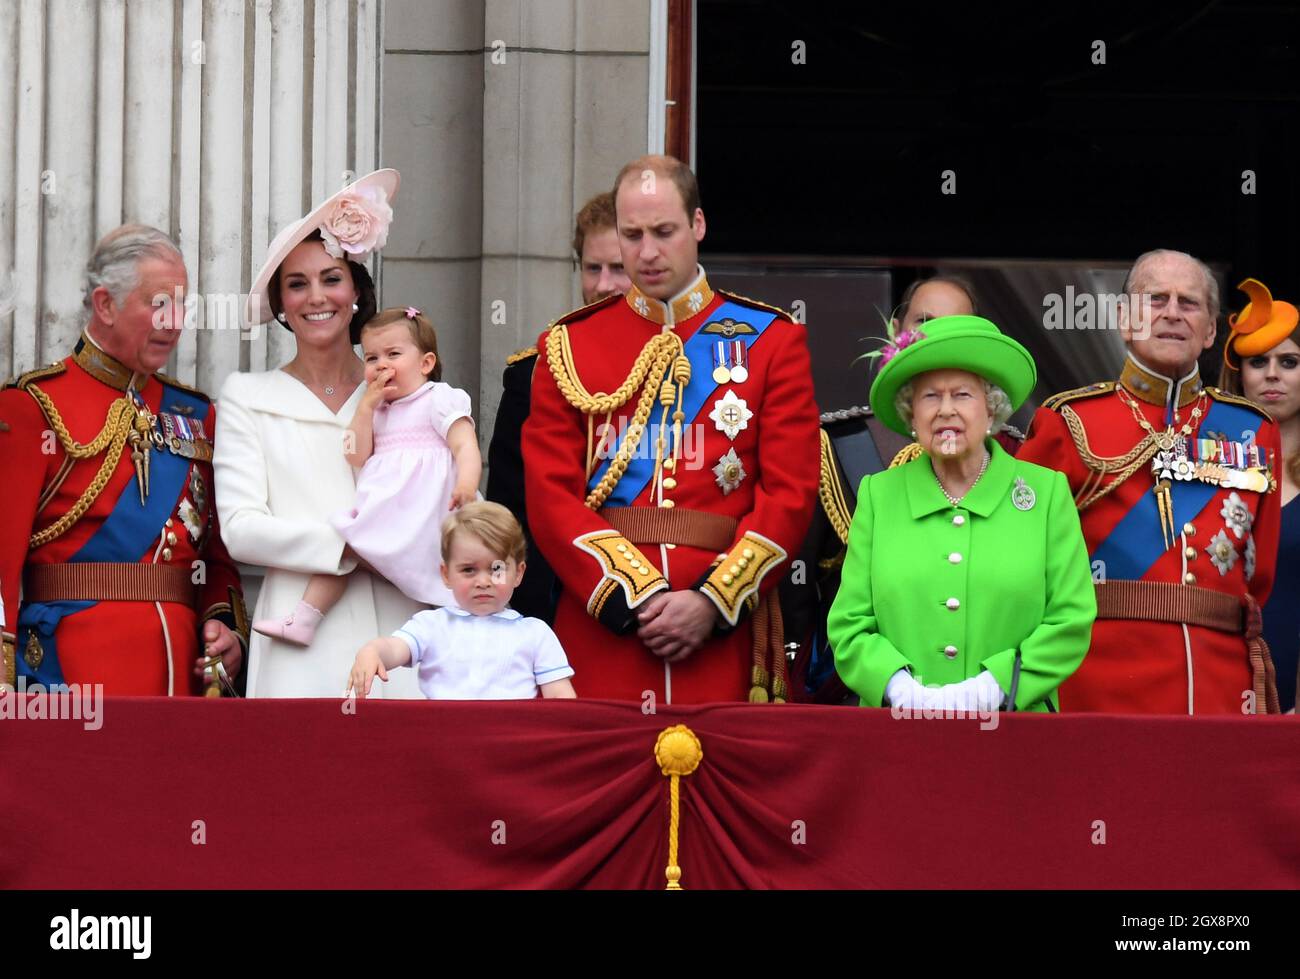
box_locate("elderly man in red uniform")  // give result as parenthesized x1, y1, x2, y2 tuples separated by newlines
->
(0, 225, 247, 695)
(1018, 249, 1281, 714)
(524, 155, 820, 704)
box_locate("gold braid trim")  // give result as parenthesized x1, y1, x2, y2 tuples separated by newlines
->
(1059, 403, 1160, 511)
(818, 429, 853, 546)
(25, 384, 138, 549)
(546, 325, 683, 510)
(505, 345, 537, 366)
(2, 632, 15, 688)
(889, 443, 924, 468)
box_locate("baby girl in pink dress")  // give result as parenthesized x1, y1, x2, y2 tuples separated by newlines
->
(253, 306, 482, 645)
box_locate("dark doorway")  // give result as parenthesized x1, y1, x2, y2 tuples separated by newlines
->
(696, 1, 1300, 406)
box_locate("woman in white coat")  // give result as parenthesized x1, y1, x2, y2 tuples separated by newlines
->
(215, 170, 422, 697)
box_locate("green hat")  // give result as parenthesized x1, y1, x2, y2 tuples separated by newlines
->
(868, 315, 1037, 436)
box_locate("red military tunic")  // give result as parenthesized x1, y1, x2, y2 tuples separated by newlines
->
(1018, 356, 1281, 714)
(0, 335, 247, 694)
(523, 269, 820, 703)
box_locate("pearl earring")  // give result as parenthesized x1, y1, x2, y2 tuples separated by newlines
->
(351, 302, 359, 312)
(276, 312, 287, 323)
(910, 429, 917, 438)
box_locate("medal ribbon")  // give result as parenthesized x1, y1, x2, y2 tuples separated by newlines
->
(589, 301, 779, 506)
(1089, 399, 1266, 581)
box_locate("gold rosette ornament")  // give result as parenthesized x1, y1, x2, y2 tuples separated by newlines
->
(654, 724, 703, 890)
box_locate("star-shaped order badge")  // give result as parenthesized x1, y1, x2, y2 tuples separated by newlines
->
(177, 498, 204, 543)
(709, 390, 752, 441)
(1220, 491, 1252, 540)
(713, 448, 747, 495)
(1205, 529, 1238, 576)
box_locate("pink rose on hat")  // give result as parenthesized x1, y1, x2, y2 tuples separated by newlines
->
(319, 183, 393, 262)
(245, 169, 401, 328)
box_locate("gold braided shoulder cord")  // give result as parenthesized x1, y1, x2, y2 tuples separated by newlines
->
(545, 325, 683, 510)
(1060, 403, 1159, 511)
(889, 443, 924, 468)
(25, 384, 137, 549)
(818, 428, 852, 546)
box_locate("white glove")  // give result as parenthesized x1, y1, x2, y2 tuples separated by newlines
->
(917, 671, 1005, 714)
(884, 669, 925, 710)
(968, 670, 1006, 712)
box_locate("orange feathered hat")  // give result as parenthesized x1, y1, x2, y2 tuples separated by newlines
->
(1224, 278, 1300, 371)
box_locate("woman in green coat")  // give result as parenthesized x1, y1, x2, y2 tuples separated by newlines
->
(827, 315, 1096, 712)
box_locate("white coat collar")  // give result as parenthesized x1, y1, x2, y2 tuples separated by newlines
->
(233, 369, 365, 424)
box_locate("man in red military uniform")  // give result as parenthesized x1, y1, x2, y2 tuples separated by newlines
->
(0, 225, 247, 695)
(524, 155, 820, 704)
(1019, 249, 1281, 714)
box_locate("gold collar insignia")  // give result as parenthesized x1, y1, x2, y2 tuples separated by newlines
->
(74, 333, 147, 392)
(624, 267, 714, 327)
(1119, 354, 1202, 411)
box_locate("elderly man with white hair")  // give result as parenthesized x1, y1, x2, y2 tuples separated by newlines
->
(0, 224, 247, 695)
(1019, 248, 1283, 714)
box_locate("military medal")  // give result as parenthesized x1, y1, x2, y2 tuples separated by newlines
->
(709, 390, 753, 441)
(711, 340, 750, 385)
(711, 345, 730, 385)
(1011, 477, 1036, 511)
(713, 448, 747, 495)
(160, 413, 211, 461)
(1189, 436, 1273, 493)
(729, 341, 749, 383)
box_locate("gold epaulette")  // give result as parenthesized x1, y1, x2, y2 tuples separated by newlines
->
(1205, 386, 1273, 420)
(552, 293, 621, 327)
(7, 362, 67, 390)
(156, 371, 212, 403)
(716, 289, 793, 321)
(818, 429, 853, 545)
(1040, 381, 1115, 411)
(505, 345, 538, 366)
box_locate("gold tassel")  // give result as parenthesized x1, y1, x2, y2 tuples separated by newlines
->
(655, 725, 703, 890)
(1155, 478, 1175, 550)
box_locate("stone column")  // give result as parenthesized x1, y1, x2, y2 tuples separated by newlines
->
(380, 0, 652, 466)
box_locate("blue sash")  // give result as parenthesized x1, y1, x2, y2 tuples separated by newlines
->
(1089, 399, 1265, 582)
(16, 385, 206, 685)
(589, 301, 779, 507)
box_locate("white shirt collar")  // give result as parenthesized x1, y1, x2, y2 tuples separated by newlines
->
(443, 604, 522, 621)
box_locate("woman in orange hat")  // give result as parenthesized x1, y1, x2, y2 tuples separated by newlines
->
(1219, 279, 1300, 711)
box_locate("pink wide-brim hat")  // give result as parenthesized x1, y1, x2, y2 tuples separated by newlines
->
(244, 168, 401, 328)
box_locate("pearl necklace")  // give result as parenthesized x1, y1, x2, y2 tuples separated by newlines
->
(934, 450, 990, 507)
